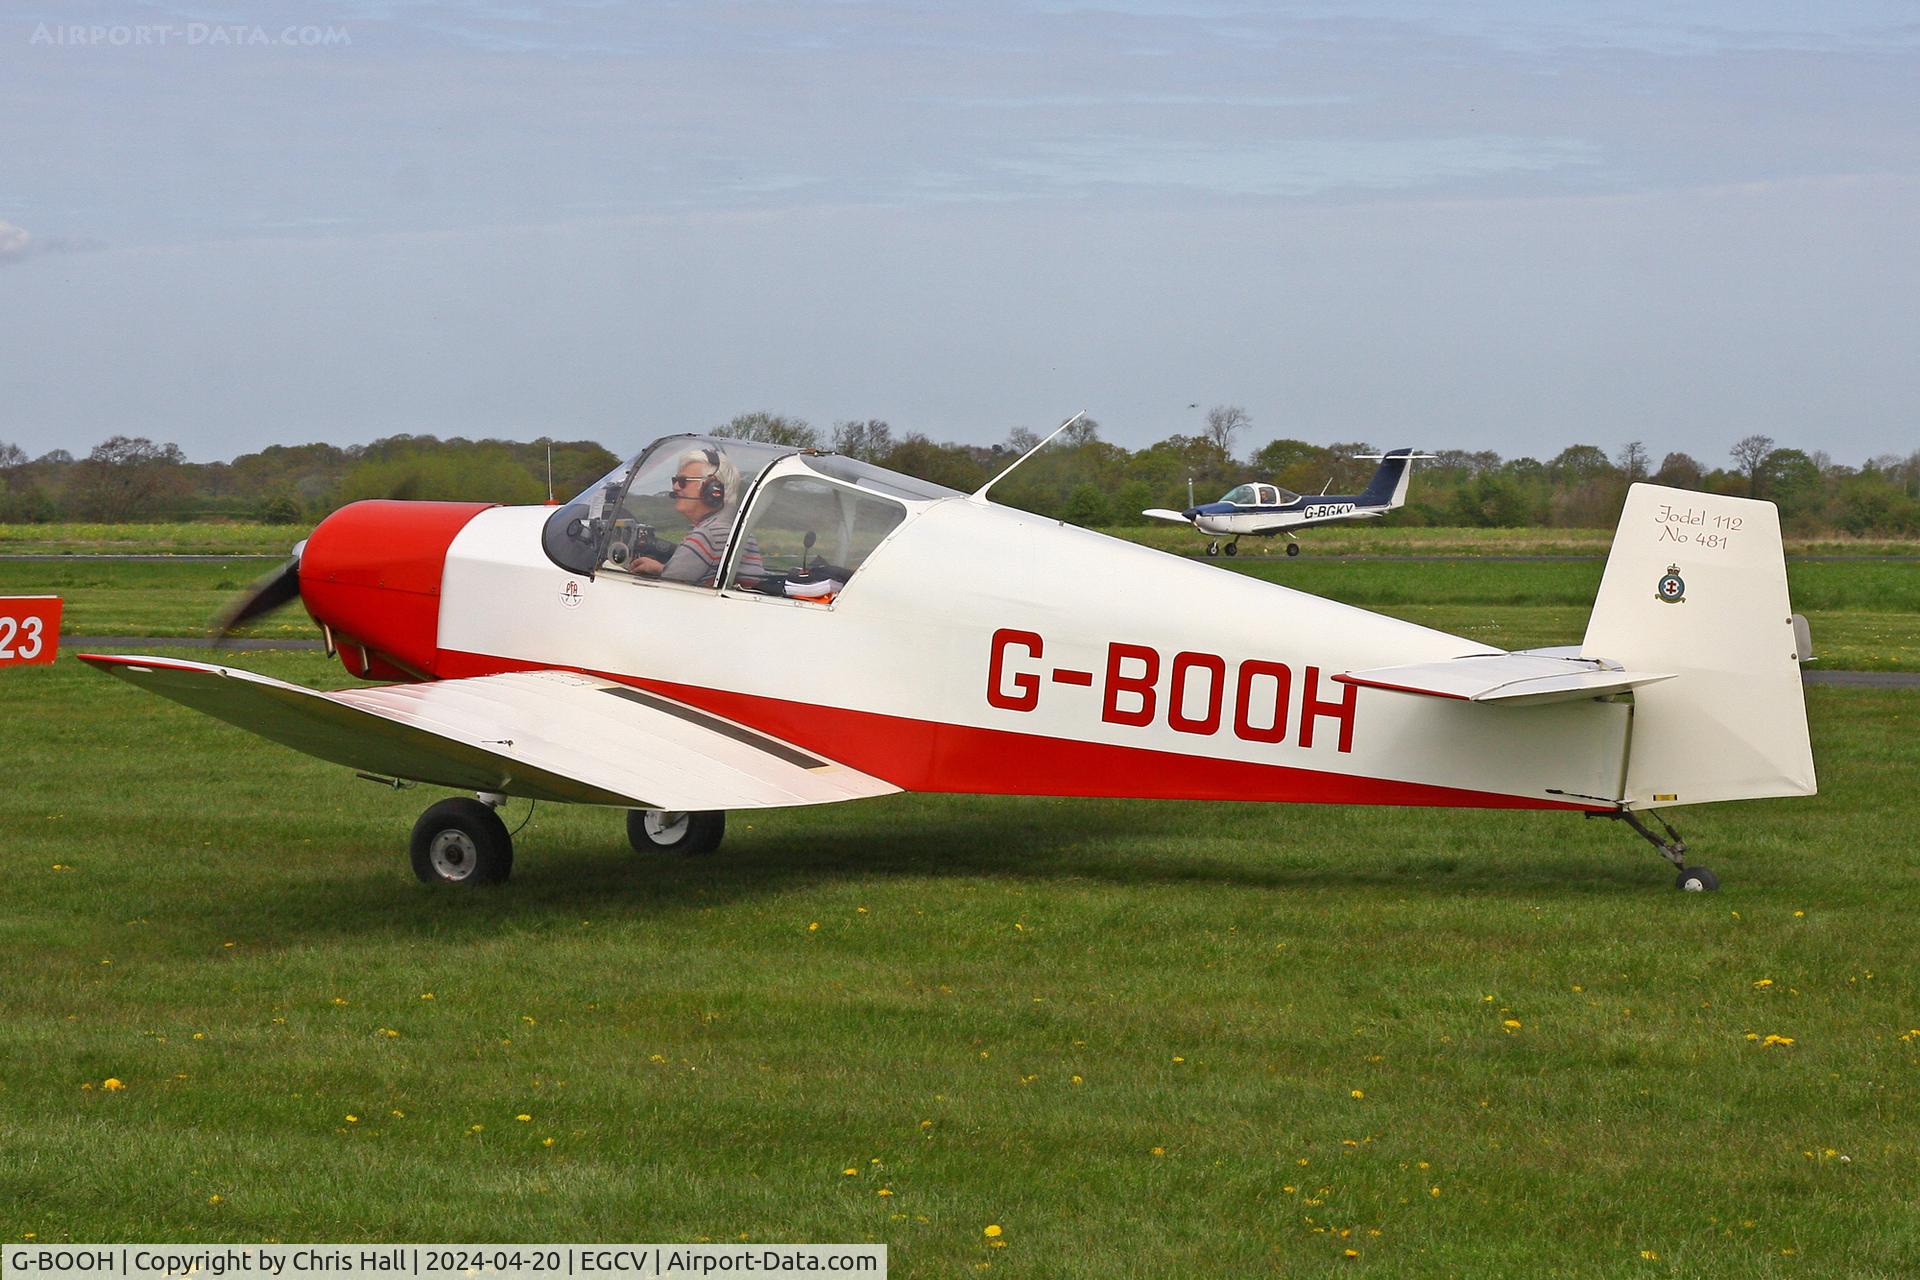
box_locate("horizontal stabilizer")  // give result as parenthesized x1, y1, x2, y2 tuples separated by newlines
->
(80, 654, 899, 810)
(1337, 650, 1675, 707)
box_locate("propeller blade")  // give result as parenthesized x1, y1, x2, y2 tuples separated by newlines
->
(212, 545, 304, 641)
(1142, 509, 1194, 524)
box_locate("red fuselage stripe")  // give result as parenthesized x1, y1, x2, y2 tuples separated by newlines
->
(434, 647, 1600, 811)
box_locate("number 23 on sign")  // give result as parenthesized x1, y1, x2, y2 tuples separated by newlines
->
(0, 596, 61, 666)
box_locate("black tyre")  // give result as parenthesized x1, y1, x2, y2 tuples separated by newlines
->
(1204, 543, 1220, 557)
(410, 798, 514, 885)
(1675, 865, 1719, 893)
(627, 809, 726, 856)
(1286, 542, 1301, 557)
(1223, 542, 1238, 557)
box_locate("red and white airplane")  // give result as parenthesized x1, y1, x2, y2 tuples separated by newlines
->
(83, 431, 1816, 890)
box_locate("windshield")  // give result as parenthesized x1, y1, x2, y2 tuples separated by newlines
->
(542, 434, 794, 580)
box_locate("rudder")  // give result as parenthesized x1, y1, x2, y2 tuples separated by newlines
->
(1583, 484, 1815, 809)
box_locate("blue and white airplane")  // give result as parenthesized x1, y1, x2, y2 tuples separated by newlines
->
(1145, 448, 1435, 557)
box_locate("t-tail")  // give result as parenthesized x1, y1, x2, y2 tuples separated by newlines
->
(1583, 483, 1816, 809)
(1354, 449, 1431, 510)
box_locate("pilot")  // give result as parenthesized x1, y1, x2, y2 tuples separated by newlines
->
(632, 445, 764, 587)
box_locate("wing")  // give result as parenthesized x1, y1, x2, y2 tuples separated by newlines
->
(80, 655, 899, 811)
(1337, 649, 1675, 707)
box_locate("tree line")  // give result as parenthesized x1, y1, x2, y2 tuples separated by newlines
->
(3, 409, 1917, 535)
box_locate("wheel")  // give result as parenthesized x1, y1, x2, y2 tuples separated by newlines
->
(627, 809, 726, 856)
(410, 798, 513, 885)
(1286, 542, 1301, 557)
(1223, 542, 1238, 557)
(1205, 542, 1219, 557)
(1675, 865, 1719, 892)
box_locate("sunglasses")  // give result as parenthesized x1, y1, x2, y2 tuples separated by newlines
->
(670, 474, 708, 491)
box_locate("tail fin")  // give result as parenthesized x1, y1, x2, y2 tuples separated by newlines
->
(1583, 484, 1815, 809)
(1355, 449, 1422, 509)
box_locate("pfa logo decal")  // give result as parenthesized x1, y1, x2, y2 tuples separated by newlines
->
(560, 579, 583, 609)
(1655, 564, 1686, 604)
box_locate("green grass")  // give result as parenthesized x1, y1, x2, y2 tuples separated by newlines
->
(3, 650, 1918, 1276)
(0, 522, 303, 556)
(9, 556, 1916, 668)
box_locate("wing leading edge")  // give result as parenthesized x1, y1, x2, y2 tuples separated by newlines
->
(79, 655, 899, 811)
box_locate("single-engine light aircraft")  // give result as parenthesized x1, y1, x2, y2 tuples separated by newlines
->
(83, 431, 1814, 891)
(1145, 448, 1435, 556)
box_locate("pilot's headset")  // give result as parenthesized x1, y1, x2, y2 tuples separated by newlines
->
(693, 447, 741, 511)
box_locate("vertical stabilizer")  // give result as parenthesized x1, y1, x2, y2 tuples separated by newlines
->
(1357, 449, 1420, 509)
(1583, 484, 1815, 808)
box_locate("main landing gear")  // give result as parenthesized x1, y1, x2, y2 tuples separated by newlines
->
(627, 808, 727, 856)
(1285, 537, 1301, 557)
(1205, 539, 1241, 557)
(1590, 808, 1718, 891)
(406, 794, 731, 885)
(410, 794, 514, 885)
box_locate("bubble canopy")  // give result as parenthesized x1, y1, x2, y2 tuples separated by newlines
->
(541, 434, 961, 583)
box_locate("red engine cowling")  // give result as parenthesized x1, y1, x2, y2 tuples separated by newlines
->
(299, 500, 494, 680)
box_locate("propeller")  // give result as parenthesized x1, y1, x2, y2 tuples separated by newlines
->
(212, 540, 305, 642)
(1141, 508, 1195, 524)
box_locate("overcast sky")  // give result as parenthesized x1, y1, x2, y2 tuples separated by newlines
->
(2, 1, 1916, 465)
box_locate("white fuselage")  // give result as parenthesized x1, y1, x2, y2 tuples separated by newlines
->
(436, 481, 1628, 811)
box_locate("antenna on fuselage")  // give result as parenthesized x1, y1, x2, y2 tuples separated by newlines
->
(970, 410, 1087, 504)
(1187, 476, 1195, 508)
(545, 442, 556, 505)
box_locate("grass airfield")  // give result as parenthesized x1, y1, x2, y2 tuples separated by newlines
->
(4, 527, 1920, 1276)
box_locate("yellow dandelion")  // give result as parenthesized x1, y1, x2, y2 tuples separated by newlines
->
(345, 1114, 358, 1123)
(1753, 978, 1774, 989)
(1070, 1075, 1083, 1085)
(331, 997, 349, 1006)
(844, 1168, 859, 1177)
(808, 922, 820, 932)
(516, 1113, 531, 1122)
(1343, 1249, 1359, 1260)
(390, 1110, 405, 1118)
(469, 1124, 484, 1133)
(1640, 1250, 1660, 1261)
(1430, 1186, 1441, 1198)
(877, 1188, 893, 1197)
(420, 992, 435, 1000)
(983, 1225, 1002, 1239)
(1351, 1089, 1364, 1099)
(542, 1137, 555, 1147)
(103, 1078, 124, 1092)
(1151, 1147, 1165, 1157)
(1172, 1056, 1185, 1064)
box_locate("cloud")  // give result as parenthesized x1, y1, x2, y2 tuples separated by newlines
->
(0, 221, 104, 265)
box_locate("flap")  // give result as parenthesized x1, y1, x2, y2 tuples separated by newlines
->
(80, 655, 900, 811)
(1336, 650, 1676, 707)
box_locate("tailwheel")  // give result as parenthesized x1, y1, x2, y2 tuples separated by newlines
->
(1675, 866, 1720, 892)
(1587, 807, 1716, 891)
(410, 797, 514, 885)
(628, 809, 726, 856)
